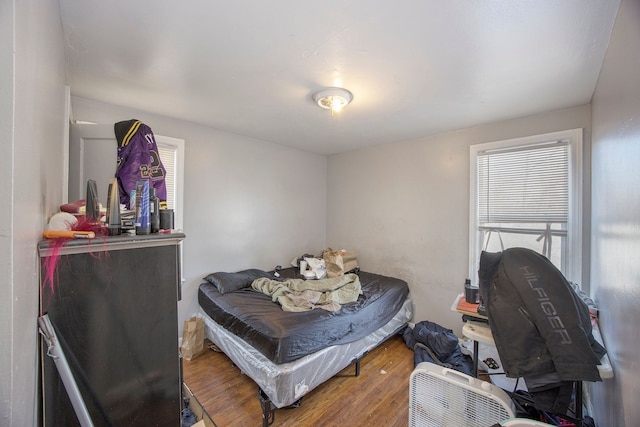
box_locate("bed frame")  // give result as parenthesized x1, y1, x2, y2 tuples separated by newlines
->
(197, 296, 413, 426)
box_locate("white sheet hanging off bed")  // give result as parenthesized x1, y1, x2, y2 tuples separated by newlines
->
(197, 296, 413, 408)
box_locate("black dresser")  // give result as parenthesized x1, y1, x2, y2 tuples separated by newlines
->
(38, 232, 185, 427)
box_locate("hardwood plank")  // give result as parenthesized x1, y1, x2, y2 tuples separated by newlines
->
(183, 335, 415, 427)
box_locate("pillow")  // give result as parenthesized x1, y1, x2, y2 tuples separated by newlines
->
(203, 269, 272, 294)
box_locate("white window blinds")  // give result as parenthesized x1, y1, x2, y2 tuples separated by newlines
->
(157, 144, 176, 210)
(477, 140, 569, 224)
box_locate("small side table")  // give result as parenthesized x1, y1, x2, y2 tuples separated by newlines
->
(451, 293, 488, 377)
(462, 321, 495, 377)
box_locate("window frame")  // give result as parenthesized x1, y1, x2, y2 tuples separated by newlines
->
(468, 128, 583, 285)
(156, 135, 185, 231)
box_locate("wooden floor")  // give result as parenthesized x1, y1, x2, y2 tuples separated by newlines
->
(182, 335, 415, 427)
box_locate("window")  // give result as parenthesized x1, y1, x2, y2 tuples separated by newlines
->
(156, 135, 185, 230)
(469, 129, 583, 284)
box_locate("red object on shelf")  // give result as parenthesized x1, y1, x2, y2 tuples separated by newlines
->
(457, 296, 480, 314)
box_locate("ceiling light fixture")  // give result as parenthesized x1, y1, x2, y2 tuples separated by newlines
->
(313, 87, 353, 116)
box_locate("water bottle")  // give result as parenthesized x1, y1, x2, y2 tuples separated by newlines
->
(149, 187, 160, 234)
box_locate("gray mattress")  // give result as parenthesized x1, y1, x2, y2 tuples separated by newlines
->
(198, 268, 410, 364)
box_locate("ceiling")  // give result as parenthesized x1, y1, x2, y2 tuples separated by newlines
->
(59, 0, 620, 155)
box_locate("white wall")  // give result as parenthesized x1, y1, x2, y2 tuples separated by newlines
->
(70, 97, 328, 332)
(0, 0, 68, 425)
(0, 0, 14, 421)
(590, 0, 640, 425)
(327, 104, 592, 334)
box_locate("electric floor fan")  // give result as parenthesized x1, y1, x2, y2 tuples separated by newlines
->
(409, 362, 516, 427)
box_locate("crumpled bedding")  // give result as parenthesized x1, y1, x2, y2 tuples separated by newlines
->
(251, 273, 362, 312)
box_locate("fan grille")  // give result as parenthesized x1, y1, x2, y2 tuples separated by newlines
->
(409, 368, 514, 427)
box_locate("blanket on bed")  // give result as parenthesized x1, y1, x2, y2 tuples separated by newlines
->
(251, 273, 362, 312)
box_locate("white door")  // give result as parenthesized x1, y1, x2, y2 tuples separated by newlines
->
(68, 124, 117, 203)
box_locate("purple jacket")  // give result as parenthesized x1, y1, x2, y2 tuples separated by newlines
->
(114, 120, 167, 208)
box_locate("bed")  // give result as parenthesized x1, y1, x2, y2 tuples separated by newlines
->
(196, 266, 413, 425)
